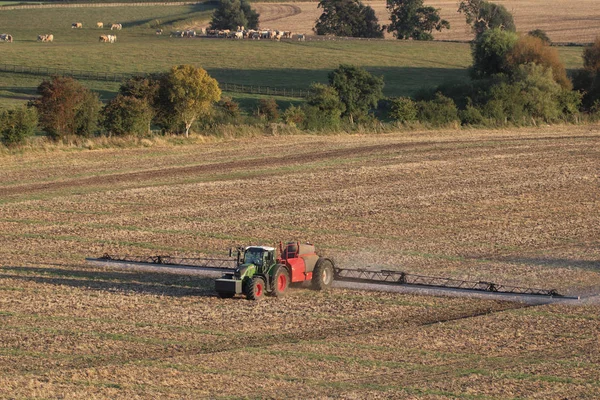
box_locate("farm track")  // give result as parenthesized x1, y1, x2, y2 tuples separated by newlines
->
(2, 133, 597, 199)
(256, 4, 302, 24)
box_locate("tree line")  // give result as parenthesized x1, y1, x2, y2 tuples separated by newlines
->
(4, 1, 600, 146)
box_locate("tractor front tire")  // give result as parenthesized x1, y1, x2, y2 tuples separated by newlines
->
(244, 276, 266, 300)
(312, 258, 334, 290)
(271, 267, 290, 297)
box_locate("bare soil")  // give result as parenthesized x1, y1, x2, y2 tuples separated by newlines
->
(0, 127, 599, 398)
(255, 0, 600, 43)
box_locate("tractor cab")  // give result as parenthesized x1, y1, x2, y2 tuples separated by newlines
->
(240, 246, 275, 270)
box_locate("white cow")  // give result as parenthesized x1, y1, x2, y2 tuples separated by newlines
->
(110, 23, 122, 31)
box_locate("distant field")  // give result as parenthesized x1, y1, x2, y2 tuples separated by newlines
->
(0, 128, 599, 398)
(0, 2, 591, 111)
(255, 0, 600, 43)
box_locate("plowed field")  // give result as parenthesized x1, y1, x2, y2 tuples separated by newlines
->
(255, 0, 600, 43)
(1, 127, 599, 398)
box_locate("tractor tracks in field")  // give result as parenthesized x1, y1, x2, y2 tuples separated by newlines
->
(1, 133, 597, 200)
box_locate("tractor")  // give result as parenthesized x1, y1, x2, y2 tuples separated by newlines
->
(215, 241, 335, 300)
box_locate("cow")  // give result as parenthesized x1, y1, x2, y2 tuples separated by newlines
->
(107, 34, 117, 43)
(37, 34, 45, 41)
(97, 22, 104, 29)
(45, 34, 53, 42)
(296, 33, 306, 41)
(99, 34, 109, 42)
(1, 33, 13, 42)
(200, 27, 207, 35)
(156, 29, 163, 35)
(110, 23, 122, 31)
(234, 31, 243, 39)
(72, 22, 83, 29)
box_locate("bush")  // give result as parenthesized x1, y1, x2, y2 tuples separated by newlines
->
(416, 93, 459, 126)
(471, 28, 518, 78)
(33, 76, 101, 139)
(459, 104, 485, 126)
(574, 38, 600, 109)
(528, 29, 551, 45)
(255, 98, 279, 121)
(0, 105, 38, 147)
(305, 83, 345, 128)
(485, 64, 581, 124)
(102, 95, 153, 137)
(506, 35, 571, 88)
(388, 97, 417, 122)
(282, 105, 306, 126)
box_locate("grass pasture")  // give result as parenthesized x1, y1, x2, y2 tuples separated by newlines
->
(0, 3, 588, 111)
(0, 128, 599, 398)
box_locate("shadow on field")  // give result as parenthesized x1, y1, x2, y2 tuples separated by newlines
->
(500, 257, 600, 271)
(1, 265, 221, 298)
(202, 66, 468, 98)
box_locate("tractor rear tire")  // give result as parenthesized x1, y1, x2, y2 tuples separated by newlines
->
(312, 258, 334, 290)
(244, 276, 266, 300)
(271, 267, 290, 297)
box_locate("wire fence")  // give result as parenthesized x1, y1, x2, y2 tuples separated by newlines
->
(0, 63, 310, 98)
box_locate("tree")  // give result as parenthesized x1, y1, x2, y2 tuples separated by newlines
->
(328, 64, 384, 123)
(315, 0, 384, 38)
(387, 0, 449, 40)
(32, 76, 101, 139)
(0, 105, 38, 147)
(210, 0, 259, 30)
(528, 29, 551, 45)
(165, 65, 221, 137)
(305, 83, 345, 127)
(471, 28, 518, 78)
(506, 36, 571, 89)
(572, 37, 600, 109)
(102, 95, 154, 136)
(458, 0, 515, 37)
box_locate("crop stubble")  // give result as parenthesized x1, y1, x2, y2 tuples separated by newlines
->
(0, 127, 599, 397)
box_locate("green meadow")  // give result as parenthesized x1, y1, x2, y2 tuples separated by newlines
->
(0, 4, 586, 111)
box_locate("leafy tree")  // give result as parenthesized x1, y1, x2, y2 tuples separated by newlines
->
(102, 95, 153, 136)
(32, 76, 101, 139)
(506, 36, 570, 88)
(528, 29, 551, 45)
(471, 28, 518, 78)
(387, 0, 449, 40)
(304, 83, 345, 128)
(0, 105, 38, 147)
(210, 0, 259, 30)
(328, 65, 384, 123)
(388, 97, 417, 122)
(165, 65, 221, 137)
(458, 0, 515, 37)
(315, 0, 384, 38)
(573, 38, 600, 109)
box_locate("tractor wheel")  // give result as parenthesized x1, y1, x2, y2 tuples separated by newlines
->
(216, 291, 235, 299)
(312, 258, 334, 290)
(271, 267, 290, 297)
(244, 276, 266, 300)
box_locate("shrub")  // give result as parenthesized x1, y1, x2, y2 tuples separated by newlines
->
(33, 76, 101, 139)
(0, 105, 38, 147)
(255, 98, 279, 121)
(528, 29, 551, 45)
(305, 83, 345, 128)
(282, 105, 306, 126)
(471, 28, 518, 78)
(102, 95, 153, 137)
(506, 35, 571, 88)
(217, 96, 240, 118)
(574, 38, 600, 109)
(485, 64, 581, 124)
(388, 97, 417, 122)
(416, 93, 459, 126)
(459, 103, 485, 126)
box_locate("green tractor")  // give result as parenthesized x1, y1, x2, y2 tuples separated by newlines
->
(215, 242, 335, 300)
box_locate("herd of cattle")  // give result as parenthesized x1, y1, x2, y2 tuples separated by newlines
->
(0, 23, 307, 44)
(169, 26, 306, 41)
